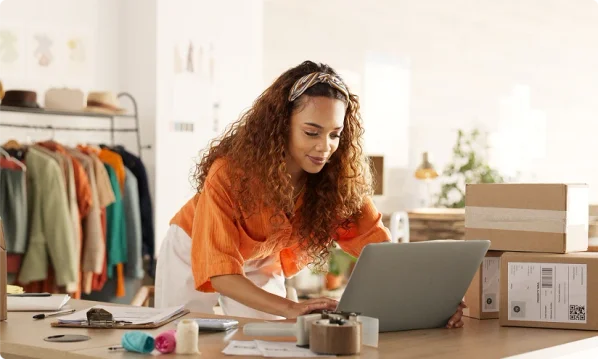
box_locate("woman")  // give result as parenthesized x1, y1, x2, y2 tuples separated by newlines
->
(155, 61, 465, 328)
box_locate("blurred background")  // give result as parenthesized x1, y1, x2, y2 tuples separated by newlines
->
(1, 0, 598, 304)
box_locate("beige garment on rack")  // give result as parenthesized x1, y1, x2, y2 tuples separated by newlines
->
(88, 152, 116, 208)
(32, 145, 80, 293)
(67, 149, 105, 294)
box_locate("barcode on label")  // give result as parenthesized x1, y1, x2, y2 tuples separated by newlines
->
(541, 267, 553, 289)
(570, 305, 586, 321)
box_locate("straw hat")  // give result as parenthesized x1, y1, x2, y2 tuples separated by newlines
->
(84, 91, 125, 114)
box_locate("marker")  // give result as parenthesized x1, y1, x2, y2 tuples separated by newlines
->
(33, 308, 76, 320)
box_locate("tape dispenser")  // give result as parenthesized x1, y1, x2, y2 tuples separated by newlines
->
(243, 310, 378, 355)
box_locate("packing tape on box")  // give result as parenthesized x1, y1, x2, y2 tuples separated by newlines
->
(465, 206, 566, 233)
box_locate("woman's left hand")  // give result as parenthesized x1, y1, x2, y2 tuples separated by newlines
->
(446, 301, 467, 329)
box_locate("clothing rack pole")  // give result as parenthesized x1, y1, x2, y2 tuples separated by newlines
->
(0, 123, 138, 132)
(117, 92, 143, 159)
(110, 117, 115, 146)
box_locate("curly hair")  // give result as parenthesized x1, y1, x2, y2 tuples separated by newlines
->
(193, 60, 373, 267)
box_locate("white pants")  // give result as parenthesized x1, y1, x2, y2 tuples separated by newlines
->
(155, 225, 287, 319)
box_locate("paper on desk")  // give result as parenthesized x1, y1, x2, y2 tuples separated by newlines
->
(57, 304, 185, 325)
(222, 340, 335, 358)
(7, 294, 70, 311)
(222, 341, 263, 356)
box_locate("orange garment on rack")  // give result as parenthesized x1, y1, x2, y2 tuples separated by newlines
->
(98, 148, 125, 192)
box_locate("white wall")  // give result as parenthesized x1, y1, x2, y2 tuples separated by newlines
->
(153, 0, 264, 251)
(263, 0, 598, 212)
(116, 0, 157, 207)
(0, 0, 133, 148)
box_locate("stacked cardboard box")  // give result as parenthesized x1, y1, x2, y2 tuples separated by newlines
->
(463, 251, 502, 319)
(463, 184, 592, 328)
(499, 252, 598, 330)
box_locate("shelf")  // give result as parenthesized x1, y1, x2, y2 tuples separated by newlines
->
(0, 92, 149, 156)
(0, 105, 135, 119)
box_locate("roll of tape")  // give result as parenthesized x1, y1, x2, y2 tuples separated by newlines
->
(309, 318, 361, 355)
(175, 319, 200, 355)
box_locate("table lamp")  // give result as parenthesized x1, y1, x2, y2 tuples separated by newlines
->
(414, 152, 438, 207)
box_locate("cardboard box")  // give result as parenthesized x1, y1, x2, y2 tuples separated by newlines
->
(500, 252, 598, 330)
(464, 251, 503, 319)
(464, 183, 589, 253)
(1, 218, 7, 321)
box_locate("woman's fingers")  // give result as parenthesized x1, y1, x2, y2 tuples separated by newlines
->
(301, 298, 338, 314)
(446, 307, 464, 328)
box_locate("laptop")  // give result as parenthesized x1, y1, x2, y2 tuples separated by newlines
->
(336, 240, 490, 332)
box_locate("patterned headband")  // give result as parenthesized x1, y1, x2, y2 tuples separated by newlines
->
(288, 72, 350, 102)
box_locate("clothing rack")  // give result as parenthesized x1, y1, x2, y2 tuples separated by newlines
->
(0, 92, 150, 157)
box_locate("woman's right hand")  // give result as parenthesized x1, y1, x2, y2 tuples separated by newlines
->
(284, 297, 338, 319)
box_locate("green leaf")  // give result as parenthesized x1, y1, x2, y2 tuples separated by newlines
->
(434, 127, 505, 207)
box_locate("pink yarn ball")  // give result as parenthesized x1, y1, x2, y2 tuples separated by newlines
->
(155, 329, 177, 354)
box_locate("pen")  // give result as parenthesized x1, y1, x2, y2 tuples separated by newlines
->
(33, 308, 76, 320)
(8, 292, 52, 297)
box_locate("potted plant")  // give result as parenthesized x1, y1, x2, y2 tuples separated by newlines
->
(435, 129, 505, 208)
(325, 248, 358, 291)
(325, 251, 343, 290)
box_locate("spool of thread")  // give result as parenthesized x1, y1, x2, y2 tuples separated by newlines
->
(155, 329, 177, 354)
(175, 319, 200, 355)
(121, 331, 155, 354)
(309, 318, 361, 355)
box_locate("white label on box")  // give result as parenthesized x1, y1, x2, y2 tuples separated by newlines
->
(482, 257, 500, 312)
(508, 262, 587, 323)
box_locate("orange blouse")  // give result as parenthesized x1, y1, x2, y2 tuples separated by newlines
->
(170, 158, 390, 293)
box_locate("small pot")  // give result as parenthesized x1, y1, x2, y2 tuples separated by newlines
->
(325, 273, 343, 291)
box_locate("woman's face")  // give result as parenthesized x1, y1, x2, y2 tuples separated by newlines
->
(286, 96, 346, 179)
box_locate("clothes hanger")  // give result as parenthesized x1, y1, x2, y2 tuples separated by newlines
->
(0, 147, 26, 171)
(39, 126, 58, 146)
(0, 147, 10, 158)
(2, 139, 21, 149)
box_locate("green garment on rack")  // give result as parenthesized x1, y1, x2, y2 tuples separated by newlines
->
(104, 163, 127, 279)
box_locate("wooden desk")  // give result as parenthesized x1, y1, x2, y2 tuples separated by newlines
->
(1, 299, 597, 359)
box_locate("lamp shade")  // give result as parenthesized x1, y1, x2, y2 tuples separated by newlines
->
(415, 152, 438, 180)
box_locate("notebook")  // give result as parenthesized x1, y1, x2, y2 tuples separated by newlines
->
(7, 294, 70, 311)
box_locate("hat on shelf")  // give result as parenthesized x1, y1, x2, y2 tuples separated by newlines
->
(44, 88, 85, 112)
(84, 91, 126, 114)
(1, 90, 41, 108)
